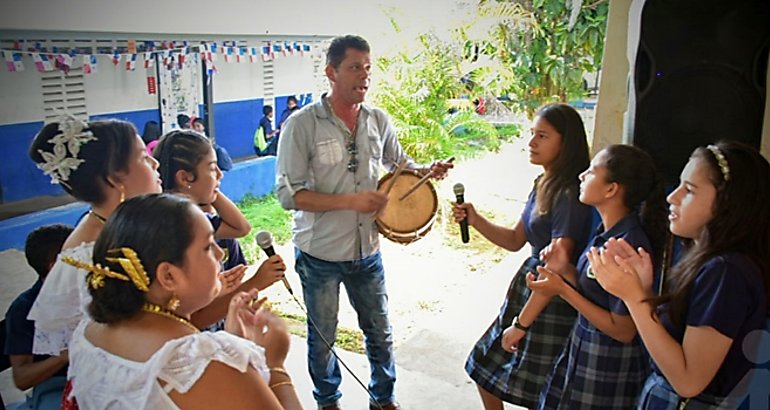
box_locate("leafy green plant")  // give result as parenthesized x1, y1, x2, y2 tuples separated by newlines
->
(458, 0, 609, 114)
(374, 33, 501, 163)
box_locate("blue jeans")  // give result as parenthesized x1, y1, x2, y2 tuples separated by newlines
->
(294, 249, 396, 407)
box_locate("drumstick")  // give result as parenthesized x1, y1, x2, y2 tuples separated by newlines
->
(384, 159, 408, 196)
(398, 156, 455, 201)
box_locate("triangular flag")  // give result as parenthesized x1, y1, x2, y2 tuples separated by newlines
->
(261, 44, 273, 61)
(144, 52, 154, 69)
(126, 54, 137, 71)
(112, 50, 121, 65)
(82, 54, 92, 74)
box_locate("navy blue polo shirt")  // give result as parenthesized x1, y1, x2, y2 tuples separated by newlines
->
(4, 279, 68, 377)
(576, 213, 653, 315)
(655, 253, 767, 396)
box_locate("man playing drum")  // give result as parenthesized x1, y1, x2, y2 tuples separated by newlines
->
(275, 34, 452, 410)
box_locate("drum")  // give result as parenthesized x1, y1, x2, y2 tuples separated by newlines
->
(376, 170, 438, 244)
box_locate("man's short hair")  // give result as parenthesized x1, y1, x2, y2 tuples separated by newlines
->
(326, 35, 370, 69)
(177, 114, 191, 128)
(263, 105, 273, 115)
(287, 95, 298, 104)
(24, 224, 74, 277)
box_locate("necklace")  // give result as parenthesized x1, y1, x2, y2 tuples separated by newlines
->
(89, 210, 107, 224)
(142, 302, 199, 333)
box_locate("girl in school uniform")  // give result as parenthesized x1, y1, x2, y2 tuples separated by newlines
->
(590, 141, 770, 408)
(519, 144, 668, 409)
(454, 103, 594, 409)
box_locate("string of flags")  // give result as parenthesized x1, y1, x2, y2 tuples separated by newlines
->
(1, 40, 316, 75)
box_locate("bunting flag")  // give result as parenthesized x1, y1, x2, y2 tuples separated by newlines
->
(57, 54, 72, 74)
(162, 50, 172, 67)
(112, 49, 121, 65)
(178, 48, 187, 68)
(261, 44, 273, 61)
(249, 47, 258, 63)
(236, 47, 246, 63)
(144, 52, 154, 69)
(4, 51, 24, 72)
(284, 41, 293, 56)
(32, 53, 52, 72)
(82, 54, 98, 74)
(272, 42, 282, 57)
(223, 46, 233, 63)
(125, 53, 137, 71)
(303, 43, 311, 54)
(293, 41, 302, 55)
(205, 58, 217, 76)
(209, 42, 218, 61)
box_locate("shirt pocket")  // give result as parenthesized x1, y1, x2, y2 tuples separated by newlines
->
(316, 139, 344, 165)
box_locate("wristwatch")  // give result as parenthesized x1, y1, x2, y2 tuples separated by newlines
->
(512, 315, 530, 332)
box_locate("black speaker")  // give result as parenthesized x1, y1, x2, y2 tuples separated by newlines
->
(633, 0, 770, 184)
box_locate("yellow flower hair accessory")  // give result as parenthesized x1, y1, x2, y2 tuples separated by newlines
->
(62, 247, 150, 292)
(706, 145, 730, 182)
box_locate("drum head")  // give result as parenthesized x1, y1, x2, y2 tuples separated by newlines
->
(376, 171, 438, 243)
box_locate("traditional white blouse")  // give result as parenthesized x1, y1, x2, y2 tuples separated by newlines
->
(68, 320, 270, 409)
(28, 242, 94, 355)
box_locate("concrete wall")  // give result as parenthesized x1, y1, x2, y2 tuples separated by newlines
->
(0, 155, 276, 251)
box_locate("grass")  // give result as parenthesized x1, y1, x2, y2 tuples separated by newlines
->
(278, 311, 366, 354)
(237, 193, 293, 263)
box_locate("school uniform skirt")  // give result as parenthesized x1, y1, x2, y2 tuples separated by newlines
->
(637, 372, 739, 410)
(465, 256, 578, 408)
(538, 314, 650, 409)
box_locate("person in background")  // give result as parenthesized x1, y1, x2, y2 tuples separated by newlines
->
(278, 96, 301, 134)
(177, 114, 191, 130)
(257, 106, 278, 157)
(191, 116, 233, 171)
(5, 224, 74, 409)
(142, 120, 162, 156)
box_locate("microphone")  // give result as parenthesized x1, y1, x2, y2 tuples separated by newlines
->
(453, 183, 470, 243)
(255, 231, 293, 295)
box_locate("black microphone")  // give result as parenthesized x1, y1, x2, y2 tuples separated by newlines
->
(255, 231, 293, 295)
(453, 183, 470, 243)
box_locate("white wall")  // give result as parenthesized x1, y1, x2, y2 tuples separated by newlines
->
(273, 52, 316, 98)
(212, 56, 265, 103)
(0, 56, 42, 123)
(84, 55, 158, 115)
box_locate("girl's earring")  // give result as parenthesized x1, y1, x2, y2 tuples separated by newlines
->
(187, 184, 192, 189)
(119, 186, 126, 203)
(167, 294, 180, 311)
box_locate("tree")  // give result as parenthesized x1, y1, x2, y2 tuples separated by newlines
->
(458, 0, 609, 113)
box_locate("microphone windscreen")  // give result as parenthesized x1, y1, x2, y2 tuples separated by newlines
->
(256, 231, 274, 249)
(453, 183, 465, 196)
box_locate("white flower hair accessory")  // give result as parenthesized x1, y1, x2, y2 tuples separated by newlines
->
(36, 115, 96, 188)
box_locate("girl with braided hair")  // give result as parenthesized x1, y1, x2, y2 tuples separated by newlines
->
(153, 129, 286, 329)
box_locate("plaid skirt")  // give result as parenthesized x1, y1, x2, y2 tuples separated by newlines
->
(637, 372, 740, 410)
(538, 315, 650, 409)
(465, 256, 578, 408)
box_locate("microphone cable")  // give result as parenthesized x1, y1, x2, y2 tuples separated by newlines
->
(282, 284, 386, 410)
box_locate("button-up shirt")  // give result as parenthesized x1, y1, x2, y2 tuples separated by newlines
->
(276, 94, 414, 262)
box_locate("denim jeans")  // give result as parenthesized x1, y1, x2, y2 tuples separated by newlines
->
(294, 249, 396, 407)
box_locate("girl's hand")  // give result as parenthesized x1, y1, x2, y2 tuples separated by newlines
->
(587, 246, 646, 302)
(603, 238, 655, 292)
(218, 264, 247, 296)
(224, 288, 263, 339)
(527, 267, 567, 298)
(250, 309, 291, 369)
(501, 325, 527, 353)
(245, 255, 287, 291)
(452, 202, 478, 226)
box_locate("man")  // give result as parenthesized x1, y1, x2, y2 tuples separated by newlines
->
(257, 105, 279, 156)
(276, 35, 452, 410)
(5, 224, 73, 409)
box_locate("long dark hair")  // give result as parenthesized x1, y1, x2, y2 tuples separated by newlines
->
(88, 194, 196, 324)
(534, 103, 590, 214)
(601, 144, 668, 267)
(653, 141, 770, 324)
(29, 119, 137, 204)
(153, 130, 212, 192)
